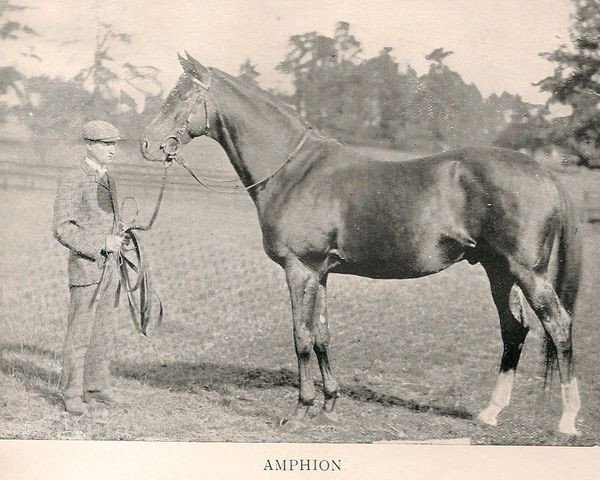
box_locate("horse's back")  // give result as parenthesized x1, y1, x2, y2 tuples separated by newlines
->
(329, 145, 548, 181)
(326, 145, 563, 219)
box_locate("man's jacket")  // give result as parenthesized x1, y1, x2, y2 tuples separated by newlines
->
(53, 159, 118, 287)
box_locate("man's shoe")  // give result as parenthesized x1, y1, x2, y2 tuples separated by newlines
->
(64, 396, 88, 415)
(84, 390, 115, 404)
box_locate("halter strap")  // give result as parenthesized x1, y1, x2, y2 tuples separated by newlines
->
(243, 130, 311, 190)
(190, 75, 211, 90)
(189, 72, 212, 135)
(175, 129, 312, 194)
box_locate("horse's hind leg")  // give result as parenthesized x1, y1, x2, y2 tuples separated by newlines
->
(282, 257, 320, 429)
(312, 274, 340, 423)
(478, 257, 530, 426)
(507, 260, 580, 435)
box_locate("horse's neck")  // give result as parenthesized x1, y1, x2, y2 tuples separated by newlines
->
(209, 80, 309, 200)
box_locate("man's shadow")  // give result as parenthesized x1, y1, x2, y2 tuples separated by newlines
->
(0, 342, 64, 408)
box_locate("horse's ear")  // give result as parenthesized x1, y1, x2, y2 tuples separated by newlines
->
(178, 52, 193, 73)
(184, 51, 210, 79)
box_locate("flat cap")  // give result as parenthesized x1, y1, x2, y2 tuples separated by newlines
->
(82, 120, 122, 142)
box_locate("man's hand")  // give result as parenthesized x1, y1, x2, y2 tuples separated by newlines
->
(104, 234, 125, 254)
(121, 232, 133, 251)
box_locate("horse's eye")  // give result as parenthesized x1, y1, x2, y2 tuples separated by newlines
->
(174, 111, 186, 122)
(180, 91, 194, 102)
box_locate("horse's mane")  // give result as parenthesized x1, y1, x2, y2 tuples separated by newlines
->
(209, 67, 324, 136)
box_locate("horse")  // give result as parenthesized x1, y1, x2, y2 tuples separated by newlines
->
(141, 52, 583, 435)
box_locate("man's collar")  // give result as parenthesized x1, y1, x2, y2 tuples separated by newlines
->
(84, 157, 108, 175)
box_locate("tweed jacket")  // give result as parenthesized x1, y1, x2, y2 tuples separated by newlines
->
(53, 159, 118, 286)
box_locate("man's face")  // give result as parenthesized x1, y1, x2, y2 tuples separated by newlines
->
(87, 141, 117, 165)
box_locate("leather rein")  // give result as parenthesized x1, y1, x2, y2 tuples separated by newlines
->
(92, 160, 171, 336)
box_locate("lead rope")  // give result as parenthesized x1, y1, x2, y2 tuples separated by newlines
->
(91, 159, 171, 336)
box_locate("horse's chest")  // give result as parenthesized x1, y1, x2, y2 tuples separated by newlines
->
(260, 193, 342, 259)
(261, 217, 334, 263)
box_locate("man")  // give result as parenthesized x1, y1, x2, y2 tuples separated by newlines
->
(53, 120, 125, 415)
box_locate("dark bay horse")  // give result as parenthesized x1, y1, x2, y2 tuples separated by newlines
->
(141, 53, 582, 435)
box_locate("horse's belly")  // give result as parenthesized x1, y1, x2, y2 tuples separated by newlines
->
(334, 237, 465, 279)
(331, 259, 452, 279)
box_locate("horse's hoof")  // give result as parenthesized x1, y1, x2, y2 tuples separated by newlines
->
(312, 410, 340, 425)
(476, 408, 498, 427)
(278, 417, 307, 433)
(558, 417, 580, 437)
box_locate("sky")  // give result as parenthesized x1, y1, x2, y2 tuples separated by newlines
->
(3, 0, 575, 105)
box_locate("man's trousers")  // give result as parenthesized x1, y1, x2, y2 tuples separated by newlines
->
(61, 267, 118, 399)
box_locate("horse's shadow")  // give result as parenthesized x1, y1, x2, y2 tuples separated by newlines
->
(1, 342, 471, 421)
(114, 360, 472, 420)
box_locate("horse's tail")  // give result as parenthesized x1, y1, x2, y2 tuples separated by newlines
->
(544, 182, 583, 386)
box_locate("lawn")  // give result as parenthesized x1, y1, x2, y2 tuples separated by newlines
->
(1, 148, 599, 445)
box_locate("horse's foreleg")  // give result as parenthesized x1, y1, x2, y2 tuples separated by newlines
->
(313, 275, 340, 423)
(283, 257, 319, 427)
(479, 260, 530, 427)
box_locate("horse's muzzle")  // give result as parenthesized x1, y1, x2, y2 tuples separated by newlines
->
(140, 139, 166, 162)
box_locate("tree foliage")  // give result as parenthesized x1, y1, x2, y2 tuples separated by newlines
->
(73, 24, 162, 120)
(277, 24, 531, 150)
(238, 59, 260, 85)
(12, 23, 163, 160)
(2, 16, 541, 162)
(0, 0, 39, 119)
(537, 0, 600, 166)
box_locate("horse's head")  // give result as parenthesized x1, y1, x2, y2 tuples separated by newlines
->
(141, 52, 213, 162)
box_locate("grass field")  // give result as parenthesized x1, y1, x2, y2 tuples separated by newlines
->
(1, 147, 599, 445)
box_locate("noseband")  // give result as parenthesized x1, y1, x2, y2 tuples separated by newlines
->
(160, 72, 212, 159)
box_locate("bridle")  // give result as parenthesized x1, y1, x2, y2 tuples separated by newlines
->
(159, 73, 212, 159)
(157, 68, 311, 193)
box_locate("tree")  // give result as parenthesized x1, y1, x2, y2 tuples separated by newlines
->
(274, 21, 532, 150)
(425, 47, 455, 67)
(238, 59, 260, 85)
(537, 0, 600, 166)
(19, 23, 162, 160)
(493, 107, 551, 155)
(333, 21, 361, 64)
(277, 30, 337, 123)
(485, 92, 536, 147)
(277, 22, 364, 136)
(359, 47, 408, 144)
(20, 76, 91, 160)
(0, 0, 40, 120)
(75, 23, 140, 120)
(320, 22, 363, 137)
(62, 25, 160, 135)
(408, 49, 483, 149)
